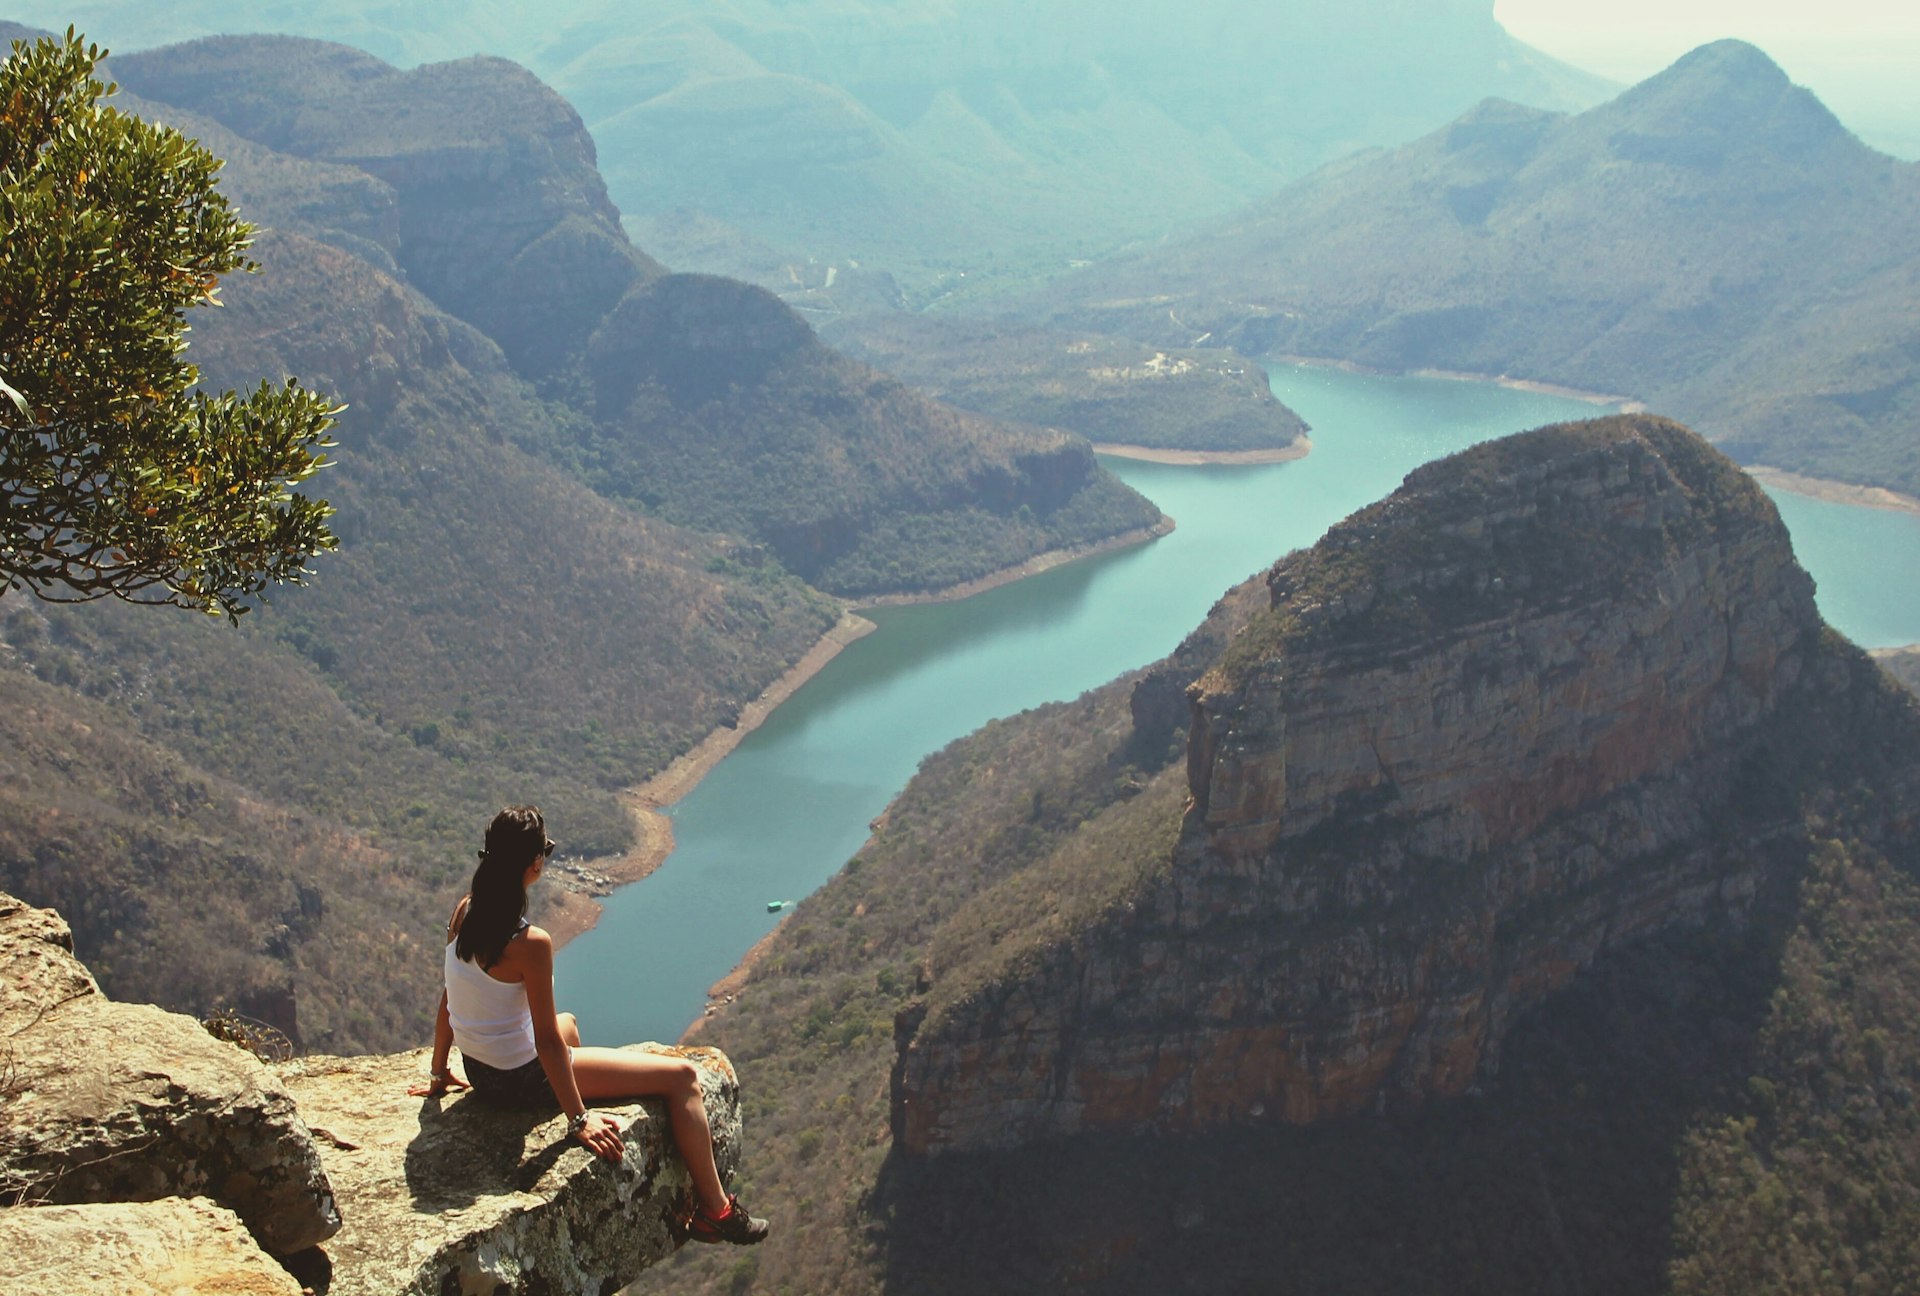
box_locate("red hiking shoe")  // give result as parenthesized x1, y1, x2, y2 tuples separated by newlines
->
(686, 1194, 770, 1246)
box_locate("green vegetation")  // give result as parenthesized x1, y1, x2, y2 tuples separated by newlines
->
(1874, 646, 1920, 698)
(824, 314, 1309, 454)
(1044, 41, 1920, 498)
(521, 272, 1165, 596)
(0, 32, 336, 617)
(1671, 836, 1920, 1294)
(103, 41, 1164, 600)
(0, 656, 446, 1052)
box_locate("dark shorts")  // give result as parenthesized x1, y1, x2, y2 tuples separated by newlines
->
(463, 1054, 558, 1109)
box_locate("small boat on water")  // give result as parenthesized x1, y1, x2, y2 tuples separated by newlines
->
(766, 899, 793, 913)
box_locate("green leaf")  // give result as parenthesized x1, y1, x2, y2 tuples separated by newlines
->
(0, 372, 29, 418)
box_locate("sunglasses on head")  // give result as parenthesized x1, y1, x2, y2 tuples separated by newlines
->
(543, 838, 558, 858)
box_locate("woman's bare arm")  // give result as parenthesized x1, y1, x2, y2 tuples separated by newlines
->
(408, 899, 472, 1097)
(518, 928, 623, 1160)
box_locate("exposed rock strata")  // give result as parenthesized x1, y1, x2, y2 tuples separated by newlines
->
(894, 416, 1831, 1153)
(0, 1198, 303, 1296)
(0, 893, 339, 1253)
(277, 1046, 741, 1296)
(111, 37, 661, 381)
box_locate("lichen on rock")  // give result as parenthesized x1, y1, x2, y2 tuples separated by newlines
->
(277, 1046, 742, 1296)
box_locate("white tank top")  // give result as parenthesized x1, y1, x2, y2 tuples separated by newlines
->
(444, 934, 538, 1070)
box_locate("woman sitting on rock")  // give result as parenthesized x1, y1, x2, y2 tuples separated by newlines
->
(410, 804, 768, 1246)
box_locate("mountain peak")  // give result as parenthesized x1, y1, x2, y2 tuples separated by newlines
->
(1605, 37, 1850, 161)
(1668, 37, 1791, 87)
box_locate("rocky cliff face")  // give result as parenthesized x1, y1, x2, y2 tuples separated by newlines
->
(111, 36, 663, 382)
(893, 416, 1835, 1153)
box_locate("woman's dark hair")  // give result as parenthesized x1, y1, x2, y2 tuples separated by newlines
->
(456, 805, 550, 969)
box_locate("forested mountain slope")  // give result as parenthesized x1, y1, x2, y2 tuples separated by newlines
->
(1039, 41, 1920, 497)
(110, 34, 1161, 594)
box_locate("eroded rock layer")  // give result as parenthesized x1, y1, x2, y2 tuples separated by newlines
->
(894, 416, 1834, 1153)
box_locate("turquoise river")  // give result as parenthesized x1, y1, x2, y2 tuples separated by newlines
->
(557, 363, 1920, 1043)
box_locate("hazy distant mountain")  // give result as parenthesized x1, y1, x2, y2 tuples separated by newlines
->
(1038, 41, 1920, 497)
(5, 2, 1614, 296)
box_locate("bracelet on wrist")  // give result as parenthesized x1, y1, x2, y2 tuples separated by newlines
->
(567, 1111, 590, 1136)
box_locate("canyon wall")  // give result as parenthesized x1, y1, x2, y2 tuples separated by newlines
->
(894, 416, 1836, 1153)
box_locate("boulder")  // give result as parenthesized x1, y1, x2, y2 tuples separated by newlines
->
(0, 1197, 302, 1296)
(276, 1045, 743, 1296)
(0, 893, 340, 1254)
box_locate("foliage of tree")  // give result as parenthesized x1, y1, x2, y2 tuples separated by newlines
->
(0, 31, 337, 618)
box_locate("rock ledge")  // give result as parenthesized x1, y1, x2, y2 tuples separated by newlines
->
(277, 1046, 741, 1296)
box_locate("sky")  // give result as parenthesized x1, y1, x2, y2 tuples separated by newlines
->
(1496, 0, 1920, 155)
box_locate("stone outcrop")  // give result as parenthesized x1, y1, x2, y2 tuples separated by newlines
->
(277, 1046, 740, 1296)
(0, 894, 340, 1254)
(0, 1198, 303, 1296)
(894, 416, 1834, 1153)
(1, 890, 749, 1293)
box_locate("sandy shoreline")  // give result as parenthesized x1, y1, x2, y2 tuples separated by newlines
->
(1747, 466, 1920, 520)
(1094, 438, 1311, 466)
(1269, 353, 1645, 411)
(542, 612, 876, 949)
(543, 516, 1178, 951)
(660, 519, 1181, 1027)
(852, 516, 1176, 608)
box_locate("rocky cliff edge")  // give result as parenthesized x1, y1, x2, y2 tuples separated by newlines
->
(893, 415, 1858, 1153)
(0, 892, 743, 1293)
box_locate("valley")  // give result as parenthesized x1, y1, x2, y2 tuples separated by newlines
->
(1, 10, 1917, 1295)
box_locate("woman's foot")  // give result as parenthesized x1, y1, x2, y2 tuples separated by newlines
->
(686, 1194, 770, 1246)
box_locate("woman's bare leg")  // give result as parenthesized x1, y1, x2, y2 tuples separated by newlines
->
(556, 1012, 582, 1048)
(571, 1047, 727, 1214)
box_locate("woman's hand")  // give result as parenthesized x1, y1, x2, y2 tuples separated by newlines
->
(407, 1071, 470, 1098)
(572, 1111, 624, 1162)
